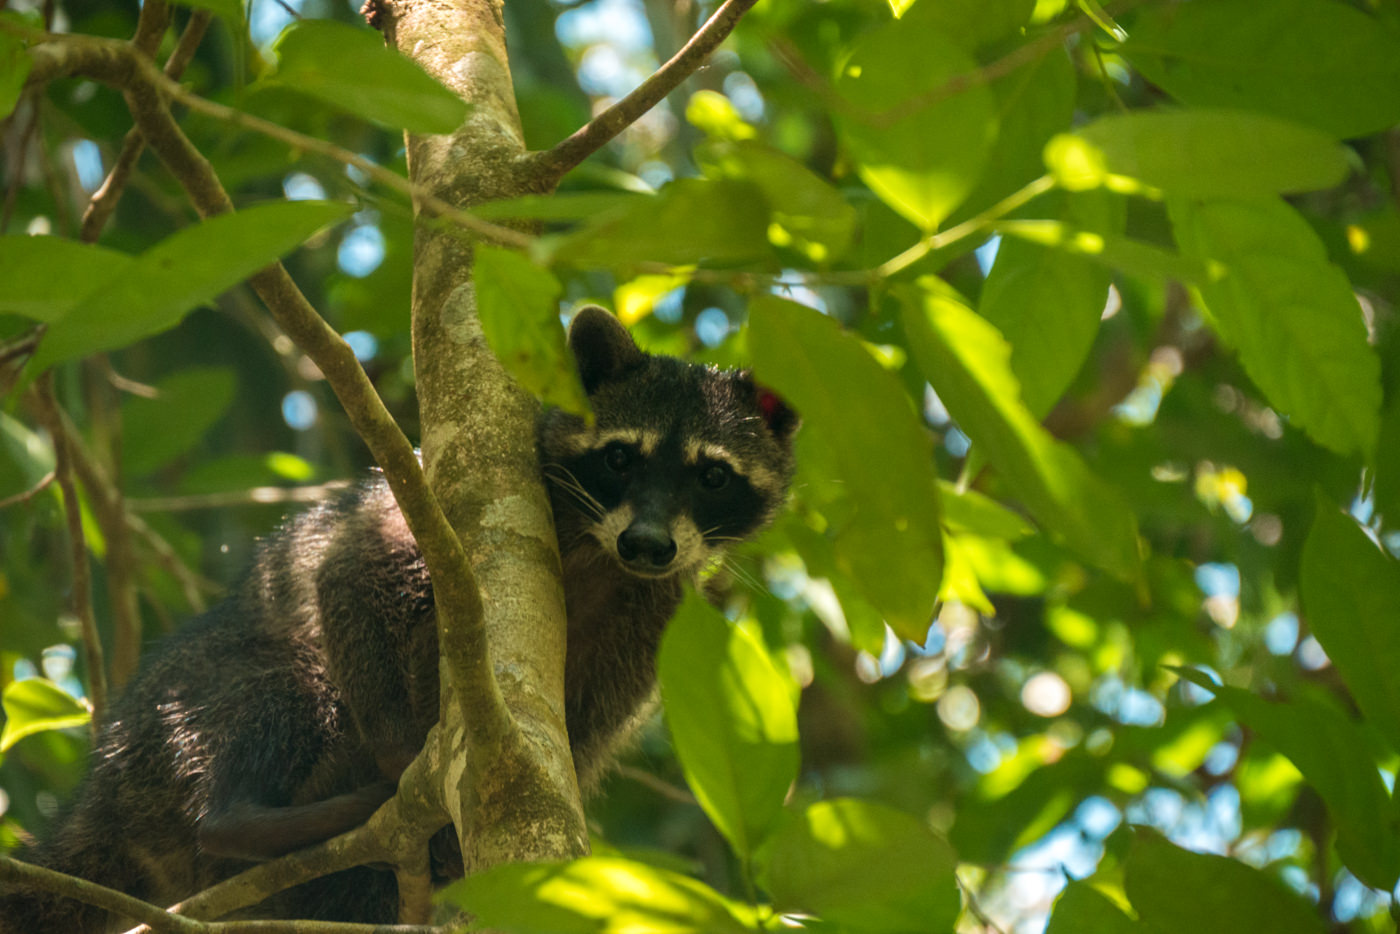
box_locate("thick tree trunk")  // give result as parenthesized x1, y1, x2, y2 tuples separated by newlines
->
(378, 0, 589, 875)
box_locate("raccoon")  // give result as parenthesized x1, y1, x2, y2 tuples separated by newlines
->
(0, 307, 797, 930)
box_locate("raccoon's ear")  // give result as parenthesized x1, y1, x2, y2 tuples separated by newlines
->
(739, 372, 800, 443)
(569, 305, 646, 394)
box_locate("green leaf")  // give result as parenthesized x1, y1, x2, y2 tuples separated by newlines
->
(696, 140, 856, 262)
(758, 799, 960, 933)
(1300, 501, 1400, 756)
(1124, 0, 1400, 140)
(1175, 671, 1400, 890)
(30, 200, 353, 373)
(0, 411, 55, 490)
(939, 481, 1034, 541)
(549, 178, 773, 269)
(900, 280, 1140, 579)
(1046, 882, 1140, 934)
(834, 21, 998, 230)
(122, 368, 239, 477)
(901, 0, 1034, 49)
(0, 24, 31, 121)
(473, 192, 644, 222)
(0, 236, 134, 322)
(749, 296, 943, 638)
(658, 593, 798, 858)
(171, 0, 245, 26)
(473, 246, 589, 416)
(978, 191, 1117, 418)
(995, 219, 1208, 284)
(1126, 829, 1326, 934)
(1169, 197, 1381, 457)
(1046, 110, 1350, 198)
(1378, 391, 1400, 530)
(438, 856, 755, 934)
(266, 20, 468, 134)
(1, 679, 90, 752)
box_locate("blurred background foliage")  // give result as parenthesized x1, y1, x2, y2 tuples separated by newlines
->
(2, 0, 1400, 931)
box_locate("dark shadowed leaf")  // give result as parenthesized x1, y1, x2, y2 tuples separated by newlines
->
(900, 0, 1034, 49)
(0, 679, 90, 752)
(758, 798, 959, 933)
(1046, 110, 1350, 198)
(658, 593, 797, 858)
(834, 20, 998, 230)
(122, 368, 238, 477)
(1046, 881, 1141, 934)
(1300, 501, 1400, 756)
(1, 24, 31, 121)
(31, 200, 354, 373)
(1124, 0, 1400, 140)
(1126, 829, 1326, 934)
(474, 246, 589, 416)
(750, 297, 943, 638)
(438, 856, 756, 934)
(0, 236, 133, 322)
(1170, 197, 1381, 457)
(266, 19, 468, 133)
(901, 280, 1140, 579)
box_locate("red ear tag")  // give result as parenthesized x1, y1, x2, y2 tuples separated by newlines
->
(757, 388, 783, 423)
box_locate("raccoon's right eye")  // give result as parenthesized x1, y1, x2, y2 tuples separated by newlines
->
(603, 443, 633, 473)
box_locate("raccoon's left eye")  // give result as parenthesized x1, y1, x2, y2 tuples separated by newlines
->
(604, 444, 633, 473)
(699, 463, 731, 491)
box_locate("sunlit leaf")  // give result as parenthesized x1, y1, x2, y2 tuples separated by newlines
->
(750, 296, 943, 638)
(171, 0, 245, 25)
(834, 20, 998, 229)
(438, 856, 756, 934)
(758, 798, 960, 933)
(995, 219, 1207, 284)
(0, 236, 134, 322)
(939, 482, 1034, 541)
(122, 368, 239, 477)
(979, 191, 1117, 418)
(1124, 0, 1400, 140)
(1300, 501, 1400, 756)
(696, 140, 856, 262)
(659, 593, 797, 858)
(473, 246, 589, 416)
(30, 200, 354, 373)
(901, 280, 1140, 579)
(1046, 110, 1349, 198)
(266, 19, 468, 133)
(1, 679, 90, 752)
(1126, 828, 1327, 934)
(1175, 670, 1400, 890)
(549, 179, 773, 269)
(1170, 197, 1381, 457)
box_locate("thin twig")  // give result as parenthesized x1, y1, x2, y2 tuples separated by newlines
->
(956, 870, 1010, 934)
(524, 0, 759, 181)
(0, 469, 56, 508)
(614, 764, 698, 805)
(0, 856, 196, 933)
(29, 376, 108, 730)
(81, 10, 212, 241)
(128, 481, 353, 513)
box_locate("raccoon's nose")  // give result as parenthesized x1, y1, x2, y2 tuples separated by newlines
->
(617, 522, 677, 569)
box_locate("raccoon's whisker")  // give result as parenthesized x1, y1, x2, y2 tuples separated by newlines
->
(542, 465, 605, 519)
(722, 557, 770, 596)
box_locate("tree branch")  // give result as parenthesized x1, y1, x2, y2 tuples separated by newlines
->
(28, 376, 108, 723)
(81, 10, 212, 241)
(522, 0, 758, 182)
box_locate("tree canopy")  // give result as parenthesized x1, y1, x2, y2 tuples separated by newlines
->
(2, 0, 1400, 930)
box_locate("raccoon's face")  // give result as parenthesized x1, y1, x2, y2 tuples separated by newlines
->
(539, 307, 798, 579)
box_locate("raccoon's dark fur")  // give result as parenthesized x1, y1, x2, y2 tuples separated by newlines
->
(0, 307, 797, 931)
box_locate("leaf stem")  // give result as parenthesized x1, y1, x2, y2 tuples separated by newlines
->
(876, 175, 1056, 280)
